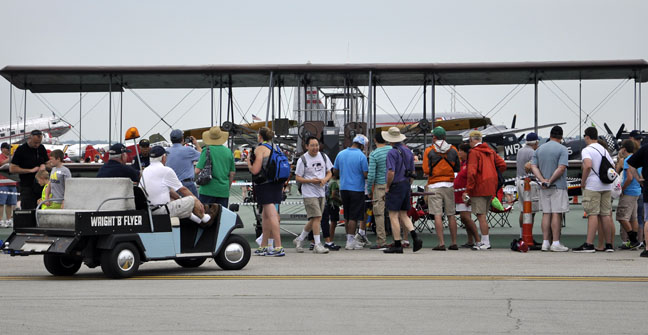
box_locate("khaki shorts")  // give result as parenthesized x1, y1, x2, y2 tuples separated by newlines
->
(304, 197, 325, 219)
(582, 189, 612, 216)
(516, 179, 541, 212)
(616, 194, 639, 222)
(427, 185, 456, 215)
(470, 196, 490, 215)
(539, 188, 569, 213)
(152, 196, 195, 219)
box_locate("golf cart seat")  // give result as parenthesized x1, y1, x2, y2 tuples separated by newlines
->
(37, 178, 136, 229)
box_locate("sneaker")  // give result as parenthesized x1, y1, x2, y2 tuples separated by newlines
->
(0, 220, 6, 228)
(550, 244, 569, 252)
(638, 241, 645, 249)
(448, 244, 459, 251)
(355, 233, 370, 247)
(313, 243, 329, 254)
(640, 250, 648, 257)
(619, 241, 632, 250)
(266, 247, 285, 257)
(370, 244, 386, 250)
(345, 240, 363, 250)
(254, 247, 267, 256)
(572, 243, 595, 253)
(6, 219, 12, 228)
(432, 245, 446, 251)
(472, 242, 491, 250)
(460, 243, 474, 249)
(605, 244, 614, 252)
(412, 238, 423, 252)
(309, 243, 315, 251)
(324, 243, 341, 251)
(255, 235, 263, 247)
(402, 240, 410, 248)
(383, 246, 403, 254)
(541, 243, 550, 252)
(293, 237, 305, 253)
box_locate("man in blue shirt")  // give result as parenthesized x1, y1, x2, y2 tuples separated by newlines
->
(333, 135, 368, 250)
(97, 143, 140, 183)
(382, 127, 422, 254)
(618, 140, 641, 249)
(165, 129, 202, 196)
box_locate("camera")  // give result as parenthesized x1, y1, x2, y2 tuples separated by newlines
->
(405, 170, 417, 179)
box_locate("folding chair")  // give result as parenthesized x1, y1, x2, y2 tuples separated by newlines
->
(487, 199, 516, 228)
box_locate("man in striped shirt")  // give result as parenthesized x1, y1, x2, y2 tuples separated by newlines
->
(367, 131, 391, 248)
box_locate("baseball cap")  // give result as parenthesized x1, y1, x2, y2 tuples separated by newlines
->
(432, 126, 446, 138)
(149, 146, 167, 158)
(139, 139, 150, 148)
(30, 129, 43, 136)
(629, 130, 642, 140)
(170, 129, 184, 141)
(108, 143, 131, 155)
(352, 134, 366, 146)
(525, 132, 538, 141)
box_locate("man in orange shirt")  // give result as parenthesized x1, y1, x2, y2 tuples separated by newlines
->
(462, 130, 507, 250)
(422, 127, 460, 250)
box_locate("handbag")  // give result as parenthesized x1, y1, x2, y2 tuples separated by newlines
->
(196, 147, 212, 186)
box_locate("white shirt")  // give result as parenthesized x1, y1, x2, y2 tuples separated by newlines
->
(140, 161, 184, 205)
(581, 143, 614, 192)
(295, 151, 333, 198)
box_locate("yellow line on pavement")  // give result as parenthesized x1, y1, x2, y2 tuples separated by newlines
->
(1, 274, 648, 282)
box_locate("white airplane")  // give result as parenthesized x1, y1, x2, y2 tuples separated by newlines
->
(0, 116, 71, 144)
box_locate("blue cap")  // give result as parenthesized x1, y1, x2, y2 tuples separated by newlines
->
(353, 135, 366, 146)
(629, 130, 642, 139)
(525, 132, 538, 141)
(149, 146, 167, 158)
(108, 143, 131, 155)
(170, 129, 184, 141)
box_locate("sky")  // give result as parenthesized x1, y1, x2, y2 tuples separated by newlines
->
(0, 0, 646, 143)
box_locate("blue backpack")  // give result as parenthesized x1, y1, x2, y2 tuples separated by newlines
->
(261, 143, 291, 183)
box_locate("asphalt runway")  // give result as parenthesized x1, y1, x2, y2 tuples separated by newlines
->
(2, 249, 647, 334)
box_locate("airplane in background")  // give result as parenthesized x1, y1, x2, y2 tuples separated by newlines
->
(0, 116, 71, 144)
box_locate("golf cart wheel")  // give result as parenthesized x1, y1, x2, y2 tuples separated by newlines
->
(100, 242, 140, 279)
(43, 254, 82, 276)
(174, 257, 207, 268)
(215, 234, 250, 270)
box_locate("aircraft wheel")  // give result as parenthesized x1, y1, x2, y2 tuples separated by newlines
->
(215, 234, 250, 270)
(174, 257, 206, 268)
(100, 242, 140, 279)
(43, 254, 82, 276)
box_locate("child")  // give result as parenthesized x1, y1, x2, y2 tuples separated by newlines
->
(36, 170, 51, 209)
(45, 150, 71, 209)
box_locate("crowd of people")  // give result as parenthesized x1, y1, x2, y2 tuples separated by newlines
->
(2, 123, 648, 259)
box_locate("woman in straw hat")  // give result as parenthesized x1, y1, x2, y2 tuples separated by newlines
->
(247, 127, 285, 257)
(195, 126, 236, 207)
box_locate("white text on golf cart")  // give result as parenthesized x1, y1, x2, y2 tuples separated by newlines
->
(90, 215, 143, 227)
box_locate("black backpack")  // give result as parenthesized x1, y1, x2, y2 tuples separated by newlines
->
(589, 146, 618, 184)
(296, 152, 330, 194)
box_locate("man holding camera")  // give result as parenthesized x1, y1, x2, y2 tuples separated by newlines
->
(166, 129, 202, 196)
(530, 126, 570, 252)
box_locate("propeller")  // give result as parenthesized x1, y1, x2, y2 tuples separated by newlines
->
(615, 124, 625, 140)
(603, 123, 614, 137)
(511, 114, 517, 129)
(517, 134, 525, 142)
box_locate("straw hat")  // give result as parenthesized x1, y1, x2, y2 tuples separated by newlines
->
(202, 126, 228, 146)
(381, 127, 406, 143)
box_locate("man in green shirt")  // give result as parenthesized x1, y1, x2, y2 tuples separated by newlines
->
(195, 126, 235, 207)
(367, 131, 391, 248)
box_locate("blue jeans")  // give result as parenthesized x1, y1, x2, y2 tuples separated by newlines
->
(199, 194, 229, 207)
(182, 180, 198, 197)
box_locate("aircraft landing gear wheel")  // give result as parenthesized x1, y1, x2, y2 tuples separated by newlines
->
(43, 254, 82, 276)
(215, 234, 251, 270)
(100, 242, 140, 279)
(174, 257, 206, 268)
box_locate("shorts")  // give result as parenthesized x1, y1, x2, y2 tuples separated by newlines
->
(456, 203, 471, 212)
(341, 190, 365, 221)
(582, 189, 612, 216)
(254, 182, 283, 205)
(304, 197, 325, 219)
(539, 188, 569, 213)
(470, 196, 490, 215)
(323, 204, 340, 222)
(616, 194, 639, 222)
(152, 196, 195, 219)
(426, 185, 455, 215)
(516, 179, 541, 212)
(0, 185, 17, 205)
(386, 182, 411, 212)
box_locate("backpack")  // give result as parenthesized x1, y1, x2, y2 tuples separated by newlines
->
(296, 152, 330, 194)
(254, 143, 291, 184)
(589, 146, 618, 184)
(196, 147, 212, 186)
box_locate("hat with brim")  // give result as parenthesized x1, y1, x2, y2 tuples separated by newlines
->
(202, 126, 228, 146)
(382, 127, 406, 143)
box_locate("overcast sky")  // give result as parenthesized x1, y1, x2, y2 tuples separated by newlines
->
(0, 0, 646, 142)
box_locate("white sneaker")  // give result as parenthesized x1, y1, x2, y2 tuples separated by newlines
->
(345, 240, 364, 250)
(293, 237, 305, 253)
(6, 219, 12, 228)
(0, 220, 6, 228)
(354, 233, 369, 247)
(541, 243, 550, 252)
(313, 243, 329, 254)
(472, 242, 491, 250)
(550, 244, 569, 252)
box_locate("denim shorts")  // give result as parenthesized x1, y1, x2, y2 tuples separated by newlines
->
(386, 182, 411, 212)
(0, 186, 17, 206)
